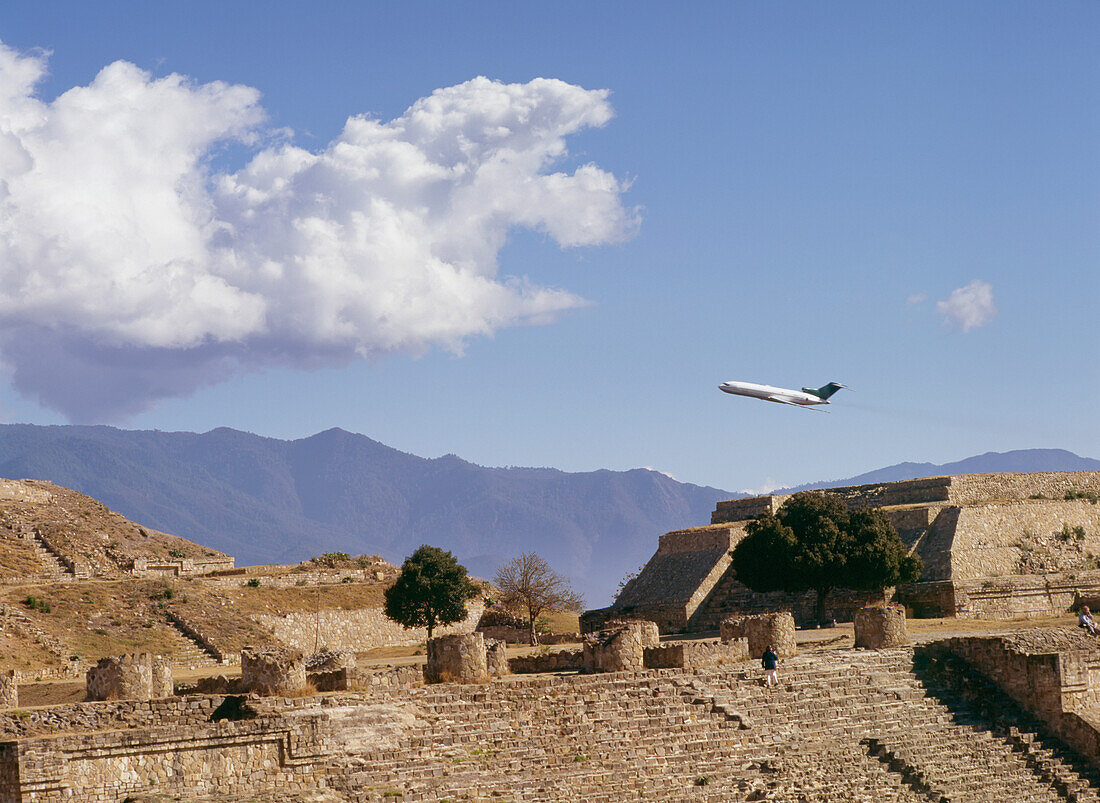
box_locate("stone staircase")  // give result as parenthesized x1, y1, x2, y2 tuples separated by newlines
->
(327, 648, 1100, 802)
(162, 615, 222, 669)
(29, 533, 75, 583)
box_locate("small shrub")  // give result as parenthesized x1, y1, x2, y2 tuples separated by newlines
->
(246, 578, 261, 588)
(22, 596, 51, 613)
(695, 775, 712, 786)
(1074, 525, 1087, 540)
(295, 579, 307, 586)
(342, 576, 354, 583)
(1066, 490, 1100, 504)
(93, 628, 108, 636)
(168, 548, 186, 558)
(312, 551, 351, 568)
(1028, 494, 1047, 500)
(1059, 524, 1074, 542)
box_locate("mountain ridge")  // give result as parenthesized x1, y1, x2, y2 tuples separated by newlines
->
(1, 424, 1097, 606)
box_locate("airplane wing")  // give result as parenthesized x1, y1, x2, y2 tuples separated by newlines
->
(766, 395, 827, 412)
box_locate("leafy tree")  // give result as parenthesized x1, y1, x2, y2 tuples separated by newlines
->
(494, 552, 584, 645)
(731, 492, 922, 623)
(383, 545, 480, 639)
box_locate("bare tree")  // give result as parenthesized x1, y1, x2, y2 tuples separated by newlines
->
(493, 553, 584, 645)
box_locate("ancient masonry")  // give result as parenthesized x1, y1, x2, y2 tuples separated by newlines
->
(589, 471, 1100, 632)
(7, 626, 1100, 800)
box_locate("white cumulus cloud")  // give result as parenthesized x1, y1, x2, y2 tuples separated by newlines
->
(0, 43, 639, 420)
(936, 280, 997, 332)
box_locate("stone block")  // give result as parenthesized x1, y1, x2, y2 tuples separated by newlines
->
(486, 639, 508, 676)
(86, 654, 155, 701)
(241, 646, 308, 695)
(307, 650, 356, 673)
(0, 670, 16, 709)
(425, 633, 488, 684)
(151, 657, 173, 698)
(583, 620, 658, 673)
(854, 604, 909, 648)
(720, 613, 797, 659)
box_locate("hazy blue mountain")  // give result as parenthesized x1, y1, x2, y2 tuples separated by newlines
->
(0, 424, 730, 606)
(783, 449, 1100, 492)
(2, 426, 1096, 607)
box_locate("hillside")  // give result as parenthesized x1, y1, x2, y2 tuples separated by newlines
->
(0, 425, 731, 606)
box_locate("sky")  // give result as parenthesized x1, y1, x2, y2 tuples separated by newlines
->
(0, 2, 1098, 494)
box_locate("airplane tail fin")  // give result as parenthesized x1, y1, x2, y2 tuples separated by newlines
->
(802, 382, 848, 400)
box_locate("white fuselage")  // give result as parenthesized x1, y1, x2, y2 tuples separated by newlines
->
(718, 381, 828, 407)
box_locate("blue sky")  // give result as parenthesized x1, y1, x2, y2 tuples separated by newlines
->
(1, 2, 1098, 493)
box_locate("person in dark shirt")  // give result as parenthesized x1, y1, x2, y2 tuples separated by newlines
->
(761, 645, 779, 687)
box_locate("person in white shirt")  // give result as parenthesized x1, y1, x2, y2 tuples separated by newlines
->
(1079, 605, 1098, 635)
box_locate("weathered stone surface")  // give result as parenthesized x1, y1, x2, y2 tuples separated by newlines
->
(644, 637, 748, 669)
(583, 620, 659, 673)
(307, 650, 356, 673)
(721, 613, 797, 659)
(592, 471, 1100, 630)
(86, 653, 157, 701)
(425, 633, 488, 684)
(854, 604, 909, 648)
(241, 646, 307, 695)
(151, 657, 173, 698)
(0, 670, 16, 709)
(485, 639, 508, 676)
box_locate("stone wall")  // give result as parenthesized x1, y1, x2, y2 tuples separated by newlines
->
(0, 480, 52, 505)
(251, 598, 484, 652)
(948, 500, 1100, 581)
(643, 638, 748, 669)
(941, 633, 1100, 766)
(508, 648, 586, 674)
(131, 555, 235, 578)
(0, 671, 15, 710)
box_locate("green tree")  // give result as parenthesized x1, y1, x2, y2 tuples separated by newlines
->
(730, 492, 922, 623)
(494, 552, 584, 645)
(383, 545, 480, 639)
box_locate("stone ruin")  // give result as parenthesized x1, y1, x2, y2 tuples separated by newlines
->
(485, 638, 508, 676)
(854, 604, 909, 648)
(721, 612, 797, 659)
(591, 471, 1100, 632)
(0, 669, 15, 709)
(583, 619, 660, 673)
(86, 653, 173, 701)
(241, 646, 307, 695)
(425, 632, 489, 684)
(305, 649, 356, 692)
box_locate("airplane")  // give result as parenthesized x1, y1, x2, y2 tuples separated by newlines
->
(718, 380, 849, 410)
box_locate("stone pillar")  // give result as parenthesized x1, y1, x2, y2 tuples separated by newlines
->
(425, 633, 488, 684)
(486, 639, 508, 676)
(720, 613, 797, 659)
(241, 647, 308, 695)
(583, 620, 660, 673)
(0, 670, 16, 709)
(86, 654, 154, 701)
(151, 657, 174, 698)
(854, 604, 909, 648)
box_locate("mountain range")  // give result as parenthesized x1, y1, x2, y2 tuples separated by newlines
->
(0, 423, 1095, 606)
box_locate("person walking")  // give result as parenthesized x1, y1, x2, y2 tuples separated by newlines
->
(761, 645, 779, 686)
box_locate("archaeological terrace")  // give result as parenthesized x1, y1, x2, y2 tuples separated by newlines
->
(591, 471, 1100, 632)
(5, 472, 1100, 799)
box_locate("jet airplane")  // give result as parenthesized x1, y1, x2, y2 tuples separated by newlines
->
(718, 380, 848, 409)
